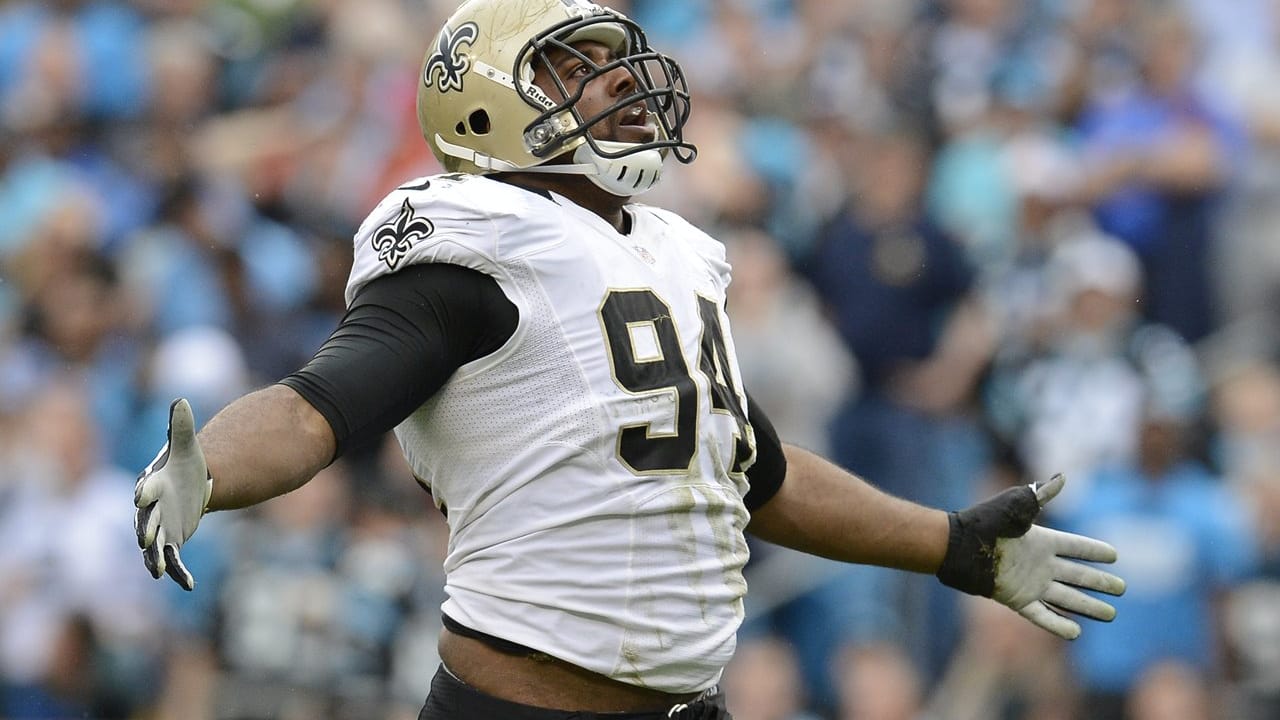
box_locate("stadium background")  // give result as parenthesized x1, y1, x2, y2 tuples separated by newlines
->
(1, 0, 1279, 718)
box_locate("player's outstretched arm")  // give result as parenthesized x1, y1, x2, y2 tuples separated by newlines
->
(134, 385, 335, 590)
(746, 445, 1125, 640)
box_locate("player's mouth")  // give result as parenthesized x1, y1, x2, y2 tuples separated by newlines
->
(615, 103, 657, 141)
(619, 104, 650, 127)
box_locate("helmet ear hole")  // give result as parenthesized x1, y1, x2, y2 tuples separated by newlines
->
(468, 109, 491, 135)
(455, 122, 467, 135)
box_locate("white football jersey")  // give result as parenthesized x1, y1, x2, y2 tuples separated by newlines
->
(346, 174, 758, 693)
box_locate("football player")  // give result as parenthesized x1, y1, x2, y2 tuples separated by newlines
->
(134, 1, 1126, 718)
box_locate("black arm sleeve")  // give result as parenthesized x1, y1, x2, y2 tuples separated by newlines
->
(279, 263, 518, 459)
(743, 392, 786, 511)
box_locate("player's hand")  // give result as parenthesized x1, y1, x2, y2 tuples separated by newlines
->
(134, 398, 212, 591)
(936, 474, 1126, 640)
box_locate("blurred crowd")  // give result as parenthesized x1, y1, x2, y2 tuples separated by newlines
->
(2, 0, 1280, 718)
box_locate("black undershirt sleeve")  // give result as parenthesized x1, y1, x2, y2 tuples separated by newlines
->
(743, 392, 786, 511)
(279, 263, 518, 459)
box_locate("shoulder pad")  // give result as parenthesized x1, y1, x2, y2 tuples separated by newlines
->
(346, 175, 552, 304)
(635, 204, 731, 288)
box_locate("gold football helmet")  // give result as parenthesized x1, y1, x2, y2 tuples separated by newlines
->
(416, 0, 696, 196)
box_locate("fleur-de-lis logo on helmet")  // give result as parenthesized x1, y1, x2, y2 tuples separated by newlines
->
(423, 21, 478, 93)
(558, 0, 604, 12)
(372, 199, 435, 270)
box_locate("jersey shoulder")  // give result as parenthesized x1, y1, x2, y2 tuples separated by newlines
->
(347, 174, 561, 303)
(632, 204, 732, 288)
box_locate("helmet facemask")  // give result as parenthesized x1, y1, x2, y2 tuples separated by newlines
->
(513, 12, 697, 195)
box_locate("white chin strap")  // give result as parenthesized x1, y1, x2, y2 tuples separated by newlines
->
(434, 133, 664, 197)
(523, 141, 665, 197)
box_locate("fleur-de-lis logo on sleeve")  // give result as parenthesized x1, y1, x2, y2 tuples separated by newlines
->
(423, 22, 478, 93)
(372, 199, 435, 270)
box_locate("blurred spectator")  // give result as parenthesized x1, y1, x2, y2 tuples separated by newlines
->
(927, 48, 1083, 276)
(985, 233, 1203, 513)
(1208, 1, 1280, 337)
(1224, 579, 1280, 719)
(724, 224, 868, 717)
(799, 126, 995, 699)
(1073, 9, 1243, 343)
(0, 375, 160, 718)
(279, 0, 432, 221)
(1125, 660, 1214, 720)
(927, 594, 1076, 720)
(214, 463, 362, 719)
(209, 455, 439, 720)
(926, 94, 1020, 272)
(723, 636, 821, 720)
(802, 0, 928, 136)
(0, 1, 165, 250)
(1053, 0, 1143, 124)
(1211, 356, 1280, 719)
(1210, 358, 1280, 569)
(116, 175, 235, 336)
(977, 131, 1085, 366)
(928, 0, 1024, 138)
(647, 94, 772, 231)
(1178, 0, 1275, 103)
(149, 512, 231, 720)
(1055, 395, 1259, 720)
(117, 172, 318, 379)
(726, 226, 855, 456)
(834, 642, 926, 720)
(15, 244, 146, 472)
(120, 325, 252, 473)
(0, 1, 149, 125)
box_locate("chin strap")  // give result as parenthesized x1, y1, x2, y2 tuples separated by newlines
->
(564, 141, 665, 196)
(433, 135, 665, 197)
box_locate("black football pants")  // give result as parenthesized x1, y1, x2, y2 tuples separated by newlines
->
(417, 664, 732, 720)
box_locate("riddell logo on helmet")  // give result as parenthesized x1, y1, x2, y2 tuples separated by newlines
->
(424, 22, 479, 93)
(522, 84, 557, 111)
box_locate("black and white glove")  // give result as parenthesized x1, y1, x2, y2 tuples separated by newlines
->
(134, 398, 212, 591)
(937, 474, 1125, 640)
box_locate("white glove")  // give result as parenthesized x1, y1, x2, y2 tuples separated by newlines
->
(936, 474, 1126, 640)
(134, 398, 212, 591)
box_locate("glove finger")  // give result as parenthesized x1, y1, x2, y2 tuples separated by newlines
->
(1042, 527, 1119, 563)
(167, 398, 199, 455)
(1018, 600, 1081, 641)
(143, 525, 166, 579)
(164, 544, 195, 591)
(142, 545, 161, 579)
(1051, 557, 1127, 596)
(1032, 473, 1066, 507)
(135, 501, 158, 549)
(1043, 581, 1116, 622)
(134, 466, 165, 507)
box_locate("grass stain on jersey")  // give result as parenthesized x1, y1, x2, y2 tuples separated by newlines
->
(698, 485, 749, 616)
(665, 485, 709, 622)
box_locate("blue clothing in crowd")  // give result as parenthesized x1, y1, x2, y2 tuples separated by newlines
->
(801, 212, 974, 389)
(1076, 86, 1245, 341)
(1059, 461, 1259, 693)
